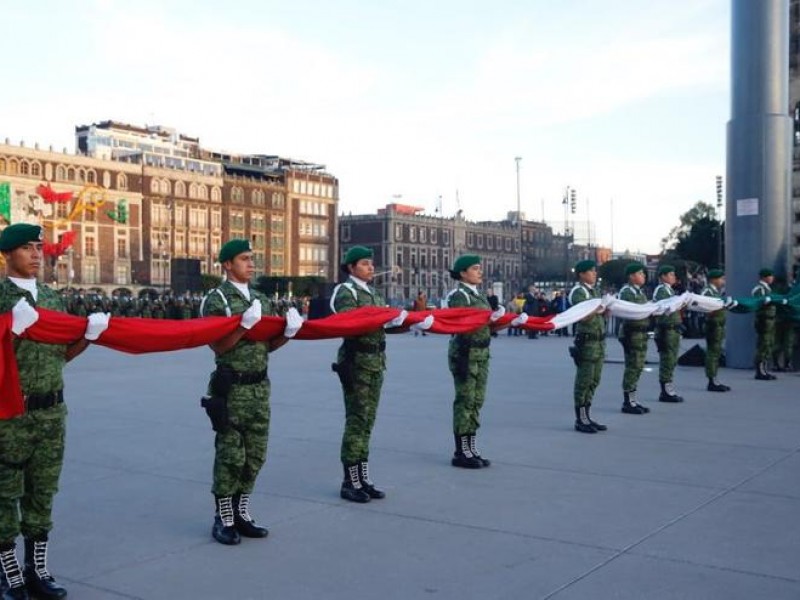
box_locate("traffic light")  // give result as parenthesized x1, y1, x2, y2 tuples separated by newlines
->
(570, 189, 577, 214)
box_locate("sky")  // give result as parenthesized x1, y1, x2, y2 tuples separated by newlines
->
(0, 0, 730, 254)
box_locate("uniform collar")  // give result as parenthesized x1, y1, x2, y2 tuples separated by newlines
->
(349, 276, 372, 293)
(460, 282, 479, 294)
(759, 280, 772, 292)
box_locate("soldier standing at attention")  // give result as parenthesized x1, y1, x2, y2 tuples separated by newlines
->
(653, 265, 684, 403)
(569, 260, 608, 433)
(752, 268, 778, 380)
(331, 246, 403, 503)
(618, 263, 651, 415)
(200, 239, 302, 545)
(702, 269, 731, 392)
(0, 224, 106, 600)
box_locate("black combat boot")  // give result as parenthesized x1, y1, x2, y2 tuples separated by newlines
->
(706, 377, 730, 392)
(0, 543, 28, 600)
(451, 434, 483, 468)
(22, 536, 65, 600)
(621, 391, 646, 414)
(233, 493, 269, 538)
(340, 463, 371, 503)
(755, 361, 777, 381)
(359, 461, 386, 499)
(658, 381, 684, 403)
(212, 496, 241, 545)
(585, 405, 606, 431)
(574, 406, 597, 434)
(468, 435, 491, 467)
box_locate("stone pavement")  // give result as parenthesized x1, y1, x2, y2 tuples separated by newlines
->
(48, 331, 799, 599)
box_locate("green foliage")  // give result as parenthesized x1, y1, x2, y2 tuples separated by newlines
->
(661, 201, 724, 268)
(598, 259, 638, 288)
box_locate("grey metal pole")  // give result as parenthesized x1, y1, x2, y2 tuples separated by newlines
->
(725, 0, 793, 368)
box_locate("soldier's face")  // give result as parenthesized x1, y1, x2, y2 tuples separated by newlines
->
(580, 269, 597, 286)
(630, 271, 646, 287)
(462, 264, 483, 285)
(349, 259, 374, 282)
(225, 252, 254, 283)
(3, 242, 43, 279)
(763, 275, 774, 285)
(661, 272, 676, 286)
(711, 277, 725, 288)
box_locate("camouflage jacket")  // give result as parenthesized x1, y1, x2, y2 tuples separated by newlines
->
(752, 281, 776, 319)
(0, 278, 67, 396)
(653, 283, 682, 326)
(201, 280, 274, 372)
(618, 284, 650, 332)
(701, 285, 726, 325)
(332, 277, 387, 371)
(447, 283, 491, 358)
(568, 282, 605, 337)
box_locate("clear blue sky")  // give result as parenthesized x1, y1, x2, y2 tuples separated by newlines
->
(0, 0, 730, 253)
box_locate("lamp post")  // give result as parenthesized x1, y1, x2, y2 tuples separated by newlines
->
(515, 156, 523, 289)
(715, 175, 723, 267)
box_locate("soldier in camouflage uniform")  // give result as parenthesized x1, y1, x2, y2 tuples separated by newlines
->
(331, 246, 401, 502)
(200, 239, 297, 545)
(653, 265, 684, 403)
(568, 260, 608, 433)
(702, 269, 731, 392)
(773, 276, 797, 372)
(0, 224, 95, 600)
(446, 255, 518, 467)
(752, 268, 778, 380)
(617, 263, 651, 415)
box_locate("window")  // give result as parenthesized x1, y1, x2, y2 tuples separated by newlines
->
(395, 224, 403, 241)
(467, 233, 474, 247)
(430, 229, 437, 244)
(116, 237, 128, 258)
(211, 209, 221, 229)
(174, 206, 185, 227)
(83, 263, 98, 284)
(85, 236, 96, 257)
(67, 168, 75, 181)
(31, 162, 41, 177)
(115, 265, 129, 285)
(342, 224, 351, 242)
(175, 181, 186, 197)
(56, 165, 66, 181)
(117, 173, 127, 190)
(8, 160, 18, 175)
(160, 179, 170, 195)
(487, 236, 493, 250)
(102, 171, 111, 188)
(231, 187, 244, 203)
(0, 158, 5, 174)
(86, 169, 96, 184)
(477, 235, 483, 249)
(211, 186, 221, 202)
(230, 210, 245, 231)
(443, 231, 450, 245)
(410, 227, 417, 242)
(150, 179, 160, 194)
(55, 201, 69, 219)
(420, 228, 427, 243)
(197, 185, 208, 200)
(272, 192, 284, 208)
(175, 232, 185, 254)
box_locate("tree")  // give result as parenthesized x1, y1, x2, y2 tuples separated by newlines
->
(661, 201, 725, 268)
(598, 259, 638, 289)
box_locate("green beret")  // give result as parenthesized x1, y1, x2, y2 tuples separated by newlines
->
(708, 269, 724, 280)
(759, 268, 774, 278)
(625, 262, 646, 277)
(218, 239, 252, 263)
(449, 254, 481, 279)
(574, 259, 596, 274)
(0, 224, 44, 252)
(342, 246, 373, 266)
(658, 265, 676, 276)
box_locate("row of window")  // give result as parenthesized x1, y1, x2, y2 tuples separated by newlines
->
(292, 179, 335, 198)
(0, 157, 130, 190)
(393, 224, 449, 245)
(467, 232, 518, 252)
(150, 178, 221, 201)
(230, 186, 285, 208)
(299, 244, 329, 263)
(299, 219, 327, 238)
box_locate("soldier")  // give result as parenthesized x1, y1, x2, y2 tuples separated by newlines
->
(773, 276, 797, 372)
(568, 260, 608, 433)
(653, 265, 684, 403)
(753, 268, 778, 380)
(199, 239, 302, 545)
(617, 263, 651, 415)
(702, 269, 731, 392)
(0, 223, 107, 600)
(446, 255, 523, 466)
(330, 246, 404, 502)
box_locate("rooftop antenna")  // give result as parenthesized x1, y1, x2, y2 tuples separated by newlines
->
(435, 194, 442, 215)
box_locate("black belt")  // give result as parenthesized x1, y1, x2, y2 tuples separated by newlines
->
(26, 390, 64, 412)
(344, 340, 386, 353)
(576, 332, 604, 342)
(228, 370, 267, 385)
(624, 324, 649, 332)
(456, 338, 491, 349)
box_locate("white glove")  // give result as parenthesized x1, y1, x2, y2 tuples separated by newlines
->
(511, 312, 528, 326)
(384, 309, 408, 329)
(240, 299, 262, 330)
(85, 312, 110, 341)
(283, 307, 303, 338)
(763, 296, 772, 305)
(410, 314, 434, 332)
(489, 306, 506, 322)
(11, 298, 38, 335)
(780, 298, 789, 305)
(723, 296, 738, 309)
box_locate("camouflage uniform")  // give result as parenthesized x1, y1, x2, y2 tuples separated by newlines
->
(331, 277, 386, 465)
(618, 284, 650, 410)
(201, 281, 274, 497)
(774, 299, 797, 371)
(447, 283, 491, 436)
(702, 284, 726, 380)
(569, 283, 605, 409)
(752, 280, 776, 369)
(653, 282, 682, 386)
(0, 279, 68, 545)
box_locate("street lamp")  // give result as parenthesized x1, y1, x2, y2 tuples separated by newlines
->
(515, 156, 523, 289)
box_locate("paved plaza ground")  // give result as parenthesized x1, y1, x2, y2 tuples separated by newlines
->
(46, 330, 799, 599)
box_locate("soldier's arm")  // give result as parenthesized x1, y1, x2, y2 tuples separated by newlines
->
(447, 290, 469, 309)
(204, 292, 249, 355)
(265, 298, 290, 352)
(333, 286, 358, 314)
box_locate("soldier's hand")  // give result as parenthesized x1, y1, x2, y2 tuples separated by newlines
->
(240, 299, 262, 330)
(763, 296, 772, 305)
(11, 298, 39, 335)
(511, 312, 528, 326)
(85, 312, 111, 341)
(384, 309, 408, 328)
(283, 307, 304, 338)
(410, 314, 434, 333)
(489, 306, 506, 322)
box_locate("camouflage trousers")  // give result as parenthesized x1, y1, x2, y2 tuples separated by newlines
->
(0, 404, 66, 544)
(705, 322, 725, 379)
(574, 341, 604, 407)
(212, 381, 270, 497)
(449, 356, 489, 435)
(621, 331, 648, 392)
(754, 317, 776, 363)
(774, 322, 796, 366)
(656, 327, 681, 383)
(340, 367, 384, 465)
